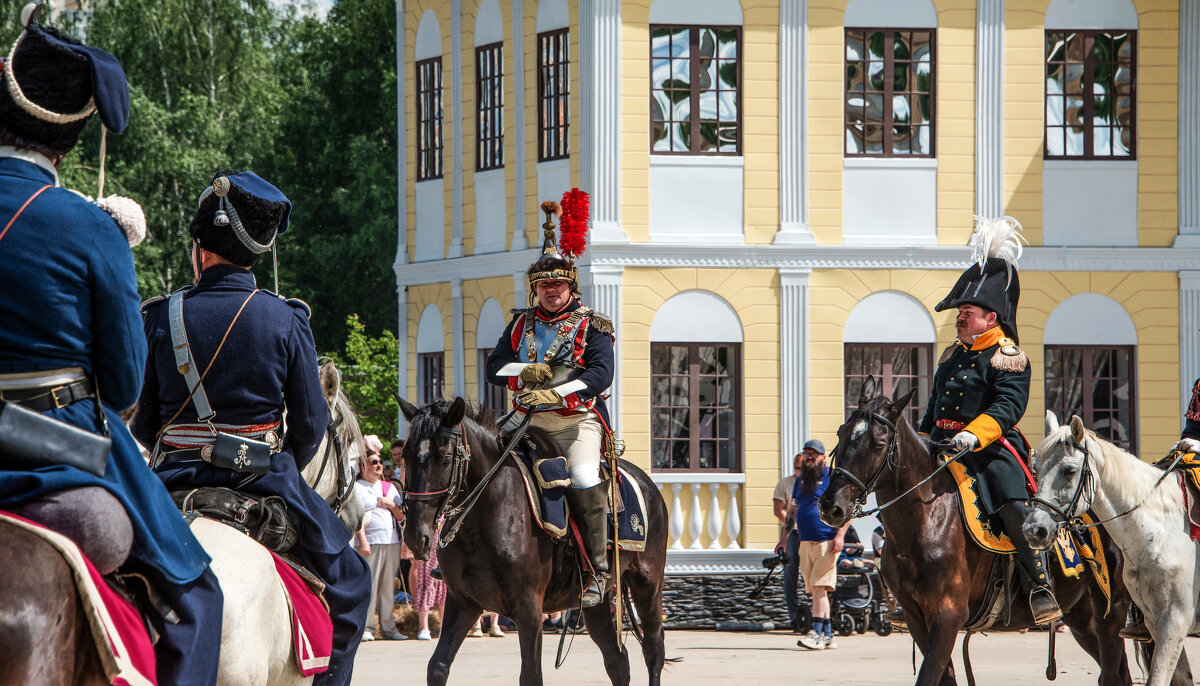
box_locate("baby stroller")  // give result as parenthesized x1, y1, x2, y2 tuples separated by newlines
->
(830, 563, 893, 636)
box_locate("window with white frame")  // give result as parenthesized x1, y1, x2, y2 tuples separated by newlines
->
(650, 25, 741, 155)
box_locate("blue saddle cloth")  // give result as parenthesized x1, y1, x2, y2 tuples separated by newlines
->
(512, 454, 648, 551)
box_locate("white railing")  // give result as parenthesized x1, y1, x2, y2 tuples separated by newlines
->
(650, 472, 745, 551)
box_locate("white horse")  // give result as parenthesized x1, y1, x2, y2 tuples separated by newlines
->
(1023, 411, 1198, 686)
(191, 360, 364, 686)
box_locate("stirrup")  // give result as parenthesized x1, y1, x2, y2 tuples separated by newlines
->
(1029, 587, 1063, 625)
(581, 573, 609, 608)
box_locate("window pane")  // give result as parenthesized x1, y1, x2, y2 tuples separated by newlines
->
(699, 408, 716, 438)
(671, 441, 690, 469)
(699, 440, 716, 468)
(671, 345, 688, 374)
(652, 345, 670, 373)
(651, 376, 670, 407)
(652, 439, 671, 470)
(671, 376, 689, 407)
(671, 409, 689, 438)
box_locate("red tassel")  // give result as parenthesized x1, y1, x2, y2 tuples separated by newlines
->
(558, 188, 590, 258)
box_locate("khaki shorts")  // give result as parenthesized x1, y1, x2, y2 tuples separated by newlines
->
(797, 540, 838, 590)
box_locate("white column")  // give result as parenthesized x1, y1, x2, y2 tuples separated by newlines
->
(395, 0, 408, 265)
(688, 483, 704, 549)
(668, 483, 684, 549)
(1177, 0, 1200, 247)
(452, 278, 465, 398)
(725, 483, 742, 549)
(448, 0, 465, 258)
(513, 271, 527, 310)
(511, 0, 528, 251)
(580, 0, 627, 243)
(706, 485, 723, 549)
(976, 0, 1005, 218)
(1180, 271, 1200, 419)
(397, 287, 410, 437)
(774, 0, 815, 244)
(779, 269, 811, 474)
(586, 265, 623, 435)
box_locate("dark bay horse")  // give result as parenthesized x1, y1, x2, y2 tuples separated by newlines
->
(397, 397, 669, 686)
(817, 378, 1130, 686)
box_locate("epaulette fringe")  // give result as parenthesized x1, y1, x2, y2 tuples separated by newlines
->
(588, 312, 614, 335)
(938, 343, 957, 365)
(991, 347, 1028, 373)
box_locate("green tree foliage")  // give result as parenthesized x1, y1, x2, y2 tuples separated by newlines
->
(327, 315, 400, 441)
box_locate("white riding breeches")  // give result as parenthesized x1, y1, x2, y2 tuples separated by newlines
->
(505, 410, 604, 488)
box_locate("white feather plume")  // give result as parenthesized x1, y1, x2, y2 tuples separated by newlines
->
(969, 215, 1025, 286)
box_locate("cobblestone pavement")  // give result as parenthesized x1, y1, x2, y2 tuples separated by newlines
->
(352, 628, 1197, 684)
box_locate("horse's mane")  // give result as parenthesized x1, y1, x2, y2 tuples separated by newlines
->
(1038, 425, 1182, 519)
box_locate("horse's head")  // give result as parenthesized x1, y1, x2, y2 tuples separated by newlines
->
(1023, 411, 1097, 551)
(396, 394, 468, 561)
(818, 376, 918, 528)
(304, 360, 365, 533)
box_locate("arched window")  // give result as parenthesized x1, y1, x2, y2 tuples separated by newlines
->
(417, 304, 446, 404)
(649, 291, 742, 472)
(1044, 293, 1137, 450)
(414, 10, 446, 262)
(843, 291, 936, 426)
(475, 298, 508, 411)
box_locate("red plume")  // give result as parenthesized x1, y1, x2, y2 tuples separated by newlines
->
(558, 188, 590, 258)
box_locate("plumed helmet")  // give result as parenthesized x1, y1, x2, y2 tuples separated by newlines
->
(527, 189, 590, 299)
(935, 216, 1025, 344)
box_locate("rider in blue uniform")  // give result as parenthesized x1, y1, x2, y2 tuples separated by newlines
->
(0, 8, 220, 685)
(131, 171, 370, 686)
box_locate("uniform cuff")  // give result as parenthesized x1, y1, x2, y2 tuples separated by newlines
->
(964, 414, 1003, 449)
(552, 378, 587, 398)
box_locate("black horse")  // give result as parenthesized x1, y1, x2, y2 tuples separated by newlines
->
(397, 397, 669, 686)
(817, 378, 1131, 686)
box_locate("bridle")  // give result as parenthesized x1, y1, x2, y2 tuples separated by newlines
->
(403, 423, 473, 525)
(829, 409, 900, 517)
(312, 412, 354, 512)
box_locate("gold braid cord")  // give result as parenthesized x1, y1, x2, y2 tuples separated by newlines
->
(608, 435, 623, 640)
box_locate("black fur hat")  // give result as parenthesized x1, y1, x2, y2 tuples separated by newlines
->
(189, 169, 291, 267)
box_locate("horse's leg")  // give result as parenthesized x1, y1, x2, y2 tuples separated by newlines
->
(513, 603, 547, 686)
(1063, 598, 1133, 686)
(905, 609, 960, 686)
(582, 596, 632, 686)
(427, 594, 483, 686)
(625, 569, 666, 686)
(1145, 609, 1192, 686)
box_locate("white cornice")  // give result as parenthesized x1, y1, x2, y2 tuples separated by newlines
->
(394, 244, 1200, 286)
(665, 549, 774, 576)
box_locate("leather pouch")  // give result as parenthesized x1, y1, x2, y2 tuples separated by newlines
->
(0, 401, 110, 477)
(209, 432, 272, 475)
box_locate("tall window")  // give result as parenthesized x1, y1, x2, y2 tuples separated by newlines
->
(416, 57, 444, 181)
(477, 349, 506, 415)
(844, 343, 932, 428)
(418, 352, 444, 405)
(1045, 346, 1136, 451)
(537, 28, 569, 162)
(651, 343, 740, 472)
(1045, 30, 1136, 159)
(650, 26, 741, 155)
(476, 42, 504, 171)
(844, 29, 935, 157)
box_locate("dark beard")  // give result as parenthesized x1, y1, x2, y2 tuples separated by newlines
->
(798, 462, 825, 496)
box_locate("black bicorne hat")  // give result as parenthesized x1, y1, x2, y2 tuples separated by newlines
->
(935, 217, 1026, 344)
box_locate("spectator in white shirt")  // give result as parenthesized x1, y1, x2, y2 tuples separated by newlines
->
(355, 435, 406, 641)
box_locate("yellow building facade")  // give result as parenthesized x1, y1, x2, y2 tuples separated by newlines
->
(395, 0, 1199, 572)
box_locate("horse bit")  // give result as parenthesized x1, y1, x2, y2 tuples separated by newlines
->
(829, 410, 900, 517)
(403, 424, 473, 541)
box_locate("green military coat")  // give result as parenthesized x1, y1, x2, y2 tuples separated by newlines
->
(918, 326, 1032, 514)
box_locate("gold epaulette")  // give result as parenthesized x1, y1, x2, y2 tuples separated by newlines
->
(991, 337, 1027, 372)
(286, 297, 312, 319)
(938, 342, 957, 365)
(587, 310, 614, 335)
(140, 294, 166, 312)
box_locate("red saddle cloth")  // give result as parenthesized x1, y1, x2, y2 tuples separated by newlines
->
(270, 552, 333, 676)
(0, 511, 156, 686)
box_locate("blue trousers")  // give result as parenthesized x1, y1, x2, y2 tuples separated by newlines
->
(149, 566, 223, 686)
(782, 530, 802, 630)
(304, 544, 371, 686)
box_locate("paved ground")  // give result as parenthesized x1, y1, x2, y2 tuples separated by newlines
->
(352, 628, 1199, 684)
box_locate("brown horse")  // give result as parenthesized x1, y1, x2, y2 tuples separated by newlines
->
(397, 397, 669, 686)
(817, 378, 1131, 686)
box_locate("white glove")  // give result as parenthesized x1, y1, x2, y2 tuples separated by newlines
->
(1175, 438, 1200, 455)
(951, 431, 980, 452)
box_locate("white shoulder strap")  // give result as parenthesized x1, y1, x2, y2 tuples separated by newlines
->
(167, 290, 215, 423)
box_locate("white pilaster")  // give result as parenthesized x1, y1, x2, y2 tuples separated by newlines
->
(1177, 0, 1200, 247)
(452, 278, 465, 397)
(976, 0, 1005, 218)
(397, 286, 410, 437)
(449, 0, 465, 258)
(513, 271, 527, 310)
(1181, 271, 1200, 419)
(586, 265, 623, 435)
(395, 0, 408, 265)
(774, 0, 815, 245)
(779, 268, 811, 473)
(511, 0, 528, 251)
(580, 0, 627, 243)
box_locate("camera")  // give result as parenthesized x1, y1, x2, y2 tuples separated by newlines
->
(762, 550, 789, 570)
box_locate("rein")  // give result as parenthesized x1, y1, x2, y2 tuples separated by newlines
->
(313, 412, 353, 511)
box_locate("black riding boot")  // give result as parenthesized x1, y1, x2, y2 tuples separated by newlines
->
(998, 501, 1063, 625)
(567, 481, 611, 608)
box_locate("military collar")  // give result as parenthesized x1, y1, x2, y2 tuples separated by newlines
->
(969, 326, 1006, 351)
(535, 297, 579, 322)
(195, 263, 256, 291)
(0, 147, 59, 186)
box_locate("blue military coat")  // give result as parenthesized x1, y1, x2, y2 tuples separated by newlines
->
(0, 153, 209, 584)
(131, 265, 348, 556)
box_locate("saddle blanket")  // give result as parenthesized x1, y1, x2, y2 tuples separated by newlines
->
(1153, 450, 1200, 543)
(944, 459, 1112, 609)
(512, 454, 649, 551)
(271, 551, 333, 676)
(0, 511, 156, 686)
